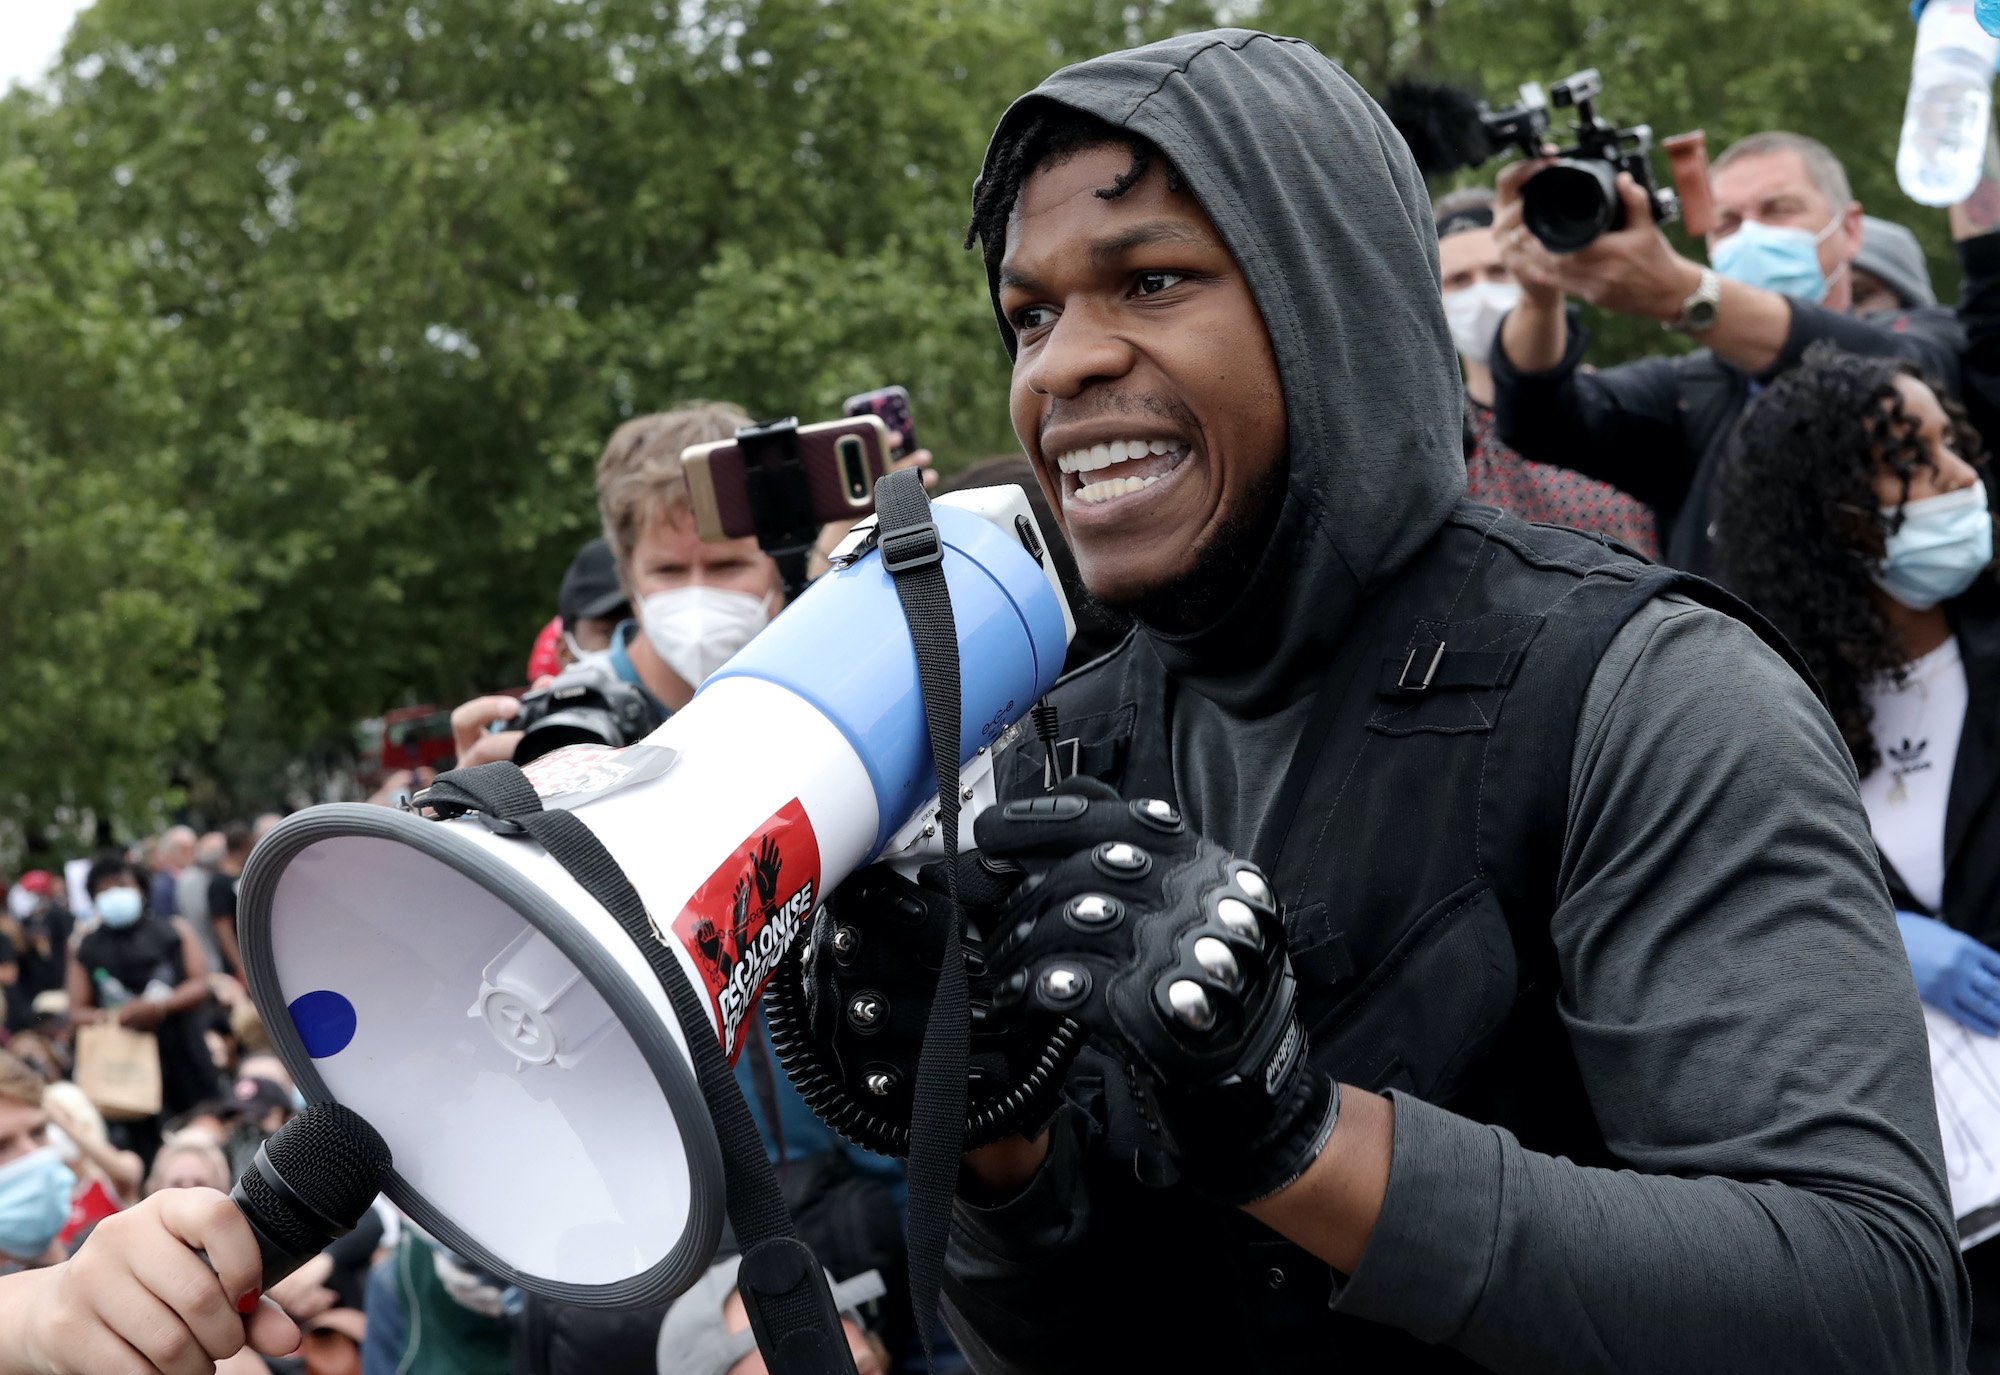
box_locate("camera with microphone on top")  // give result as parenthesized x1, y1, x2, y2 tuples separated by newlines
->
(1385, 69, 1709, 254)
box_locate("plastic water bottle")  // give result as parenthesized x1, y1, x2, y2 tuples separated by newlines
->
(1899, 0, 2000, 206)
(92, 968, 133, 1006)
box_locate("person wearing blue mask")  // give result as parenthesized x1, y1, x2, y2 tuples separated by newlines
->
(1491, 129, 1967, 578)
(1714, 343, 2000, 1368)
(67, 856, 222, 1159)
(0, 1051, 71, 1277)
(0, 1042, 304, 1370)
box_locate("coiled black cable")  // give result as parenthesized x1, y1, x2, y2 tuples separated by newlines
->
(765, 938, 1083, 1156)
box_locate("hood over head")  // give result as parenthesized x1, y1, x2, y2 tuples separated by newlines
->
(976, 29, 1465, 713)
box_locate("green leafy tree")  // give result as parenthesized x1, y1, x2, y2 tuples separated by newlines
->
(0, 156, 237, 844)
(0, 0, 1948, 834)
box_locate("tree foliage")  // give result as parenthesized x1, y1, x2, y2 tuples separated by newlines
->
(0, 0, 1942, 840)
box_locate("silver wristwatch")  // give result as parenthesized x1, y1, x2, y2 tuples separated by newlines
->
(1668, 267, 1722, 334)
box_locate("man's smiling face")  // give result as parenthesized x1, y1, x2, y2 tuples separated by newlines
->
(998, 141, 1287, 611)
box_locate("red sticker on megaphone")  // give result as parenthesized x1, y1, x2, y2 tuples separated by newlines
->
(663, 799, 821, 1062)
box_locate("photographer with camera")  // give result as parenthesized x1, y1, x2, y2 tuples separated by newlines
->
(1492, 130, 1965, 575)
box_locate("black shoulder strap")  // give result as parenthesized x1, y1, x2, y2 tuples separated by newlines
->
(869, 468, 966, 1368)
(417, 763, 853, 1375)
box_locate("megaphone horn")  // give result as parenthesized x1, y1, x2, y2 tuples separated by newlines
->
(238, 485, 1073, 1308)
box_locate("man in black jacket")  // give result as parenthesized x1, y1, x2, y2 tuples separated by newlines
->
(797, 29, 1972, 1374)
(1491, 131, 1964, 576)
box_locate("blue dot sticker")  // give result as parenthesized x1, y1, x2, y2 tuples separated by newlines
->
(289, 989, 358, 1059)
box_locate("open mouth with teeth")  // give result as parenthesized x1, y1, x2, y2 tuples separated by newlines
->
(1052, 437, 1194, 505)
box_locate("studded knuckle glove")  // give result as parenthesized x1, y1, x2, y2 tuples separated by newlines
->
(973, 783, 1338, 1204)
(770, 855, 1079, 1155)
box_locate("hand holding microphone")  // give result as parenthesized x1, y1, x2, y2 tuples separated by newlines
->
(3, 1102, 391, 1375)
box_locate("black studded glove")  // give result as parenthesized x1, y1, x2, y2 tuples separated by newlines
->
(973, 781, 1338, 1204)
(765, 853, 1082, 1156)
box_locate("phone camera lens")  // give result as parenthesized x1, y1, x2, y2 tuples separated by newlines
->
(838, 436, 868, 502)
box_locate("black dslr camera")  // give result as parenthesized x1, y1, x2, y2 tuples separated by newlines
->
(511, 655, 664, 766)
(1479, 70, 1679, 254)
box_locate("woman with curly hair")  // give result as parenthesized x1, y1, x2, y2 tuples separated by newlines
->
(1718, 341, 1997, 978)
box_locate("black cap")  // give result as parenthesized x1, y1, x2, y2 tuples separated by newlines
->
(559, 538, 629, 628)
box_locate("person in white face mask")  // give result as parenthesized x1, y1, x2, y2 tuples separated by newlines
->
(593, 401, 787, 711)
(1434, 188, 1659, 556)
(449, 402, 787, 768)
(1712, 342, 2000, 1368)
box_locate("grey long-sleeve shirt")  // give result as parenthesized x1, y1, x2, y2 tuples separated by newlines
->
(944, 596, 1969, 1373)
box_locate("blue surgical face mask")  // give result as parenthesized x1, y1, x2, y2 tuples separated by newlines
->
(0, 1147, 76, 1261)
(94, 886, 143, 929)
(1711, 215, 1843, 303)
(1875, 483, 1996, 610)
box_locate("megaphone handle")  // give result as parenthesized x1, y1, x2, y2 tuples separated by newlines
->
(740, 1238, 861, 1375)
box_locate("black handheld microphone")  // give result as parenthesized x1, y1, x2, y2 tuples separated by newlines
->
(227, 1101, 393, 1289)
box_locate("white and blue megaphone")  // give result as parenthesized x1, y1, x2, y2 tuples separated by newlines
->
(236, 486, 1071, 1309)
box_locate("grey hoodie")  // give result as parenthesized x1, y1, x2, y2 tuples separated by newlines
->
(981, 29, 1463, 717)
(978, 29, 1466, 854)
(949, 28, 1967, 1375)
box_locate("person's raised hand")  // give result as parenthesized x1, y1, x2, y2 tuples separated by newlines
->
(17, 1187, 300, 1375)
(1493, 157, 1566, 307)
(1506, 170, 1698, 323)
(1898, 912, 2000, 1035)
(449, 695, 524, 769)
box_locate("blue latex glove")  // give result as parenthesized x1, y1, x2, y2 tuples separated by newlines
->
(1898, 911, 2000, 1035)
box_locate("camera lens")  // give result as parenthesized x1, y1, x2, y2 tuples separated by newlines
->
(514, 707, 624, 766)
(1523, 160, 1622, 254)
(838, 435, 868, 504)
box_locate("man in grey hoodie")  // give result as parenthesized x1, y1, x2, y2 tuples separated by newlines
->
(797, 29, 1969, 1373)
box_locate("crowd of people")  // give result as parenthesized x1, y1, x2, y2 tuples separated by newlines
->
(14, 19, 2000, 1375)
(0, 834, 375, 1374)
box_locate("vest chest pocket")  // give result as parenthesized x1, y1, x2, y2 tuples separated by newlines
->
(995, 702, 1136, 797)
(1366, 611, 1543, 737)
(1302, 883, 1520, 1103)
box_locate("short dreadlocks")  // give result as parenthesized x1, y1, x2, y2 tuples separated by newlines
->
(966, 103, 1184, 288)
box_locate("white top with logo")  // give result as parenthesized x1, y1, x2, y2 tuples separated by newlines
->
(1860, 636, 1967, 914)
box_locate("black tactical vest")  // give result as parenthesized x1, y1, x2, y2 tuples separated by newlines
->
(986, 501, 1798, 1371)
